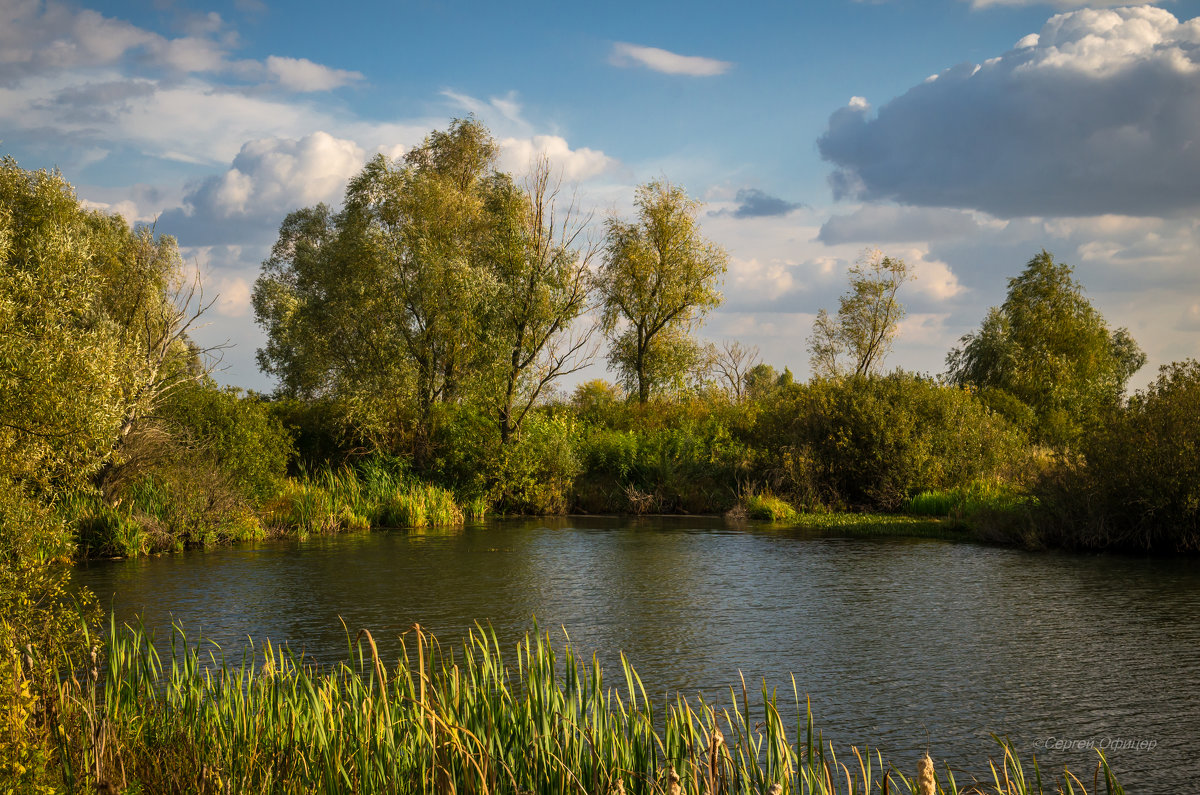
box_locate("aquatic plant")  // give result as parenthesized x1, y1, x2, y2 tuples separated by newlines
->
(38, 619, 1124, 795)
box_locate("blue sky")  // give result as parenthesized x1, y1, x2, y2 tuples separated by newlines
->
(4, 0, 1200, 391)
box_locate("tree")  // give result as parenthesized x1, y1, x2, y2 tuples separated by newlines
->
(808, 249, 911, 378)
(254, 119, 598, 445)
(945, 250, 1145, 447)
(704, 339, 761, 401)
(596, 180, 728, 402)
(486, 156, 598, 443)
(255, 119, 508, 428)
(0, 157, 208, 494)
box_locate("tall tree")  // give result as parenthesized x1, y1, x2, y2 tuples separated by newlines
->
(945, 250, 1145, 447)
(255, 119, 597, 444)
(808, 249, 911, 378)
(596, 180, 727, 402)
(255, 118, 506, 427)
(486, 156, 597, 442)
(0, 157, 209, 494)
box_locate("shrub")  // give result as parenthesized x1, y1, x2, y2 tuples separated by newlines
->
(756, 373, 1028, 511)
(492, 413, 581, 514)
(742, 492, 799, 522)
(161, 381, 294, 503)
(1034, 359, 1200, 551)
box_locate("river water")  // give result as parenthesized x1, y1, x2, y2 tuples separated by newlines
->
(75, 516, 1200, 791)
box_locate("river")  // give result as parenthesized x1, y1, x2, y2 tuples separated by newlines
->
(75, 516, 1200, 791)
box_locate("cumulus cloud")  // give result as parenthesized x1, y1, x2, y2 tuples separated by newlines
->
(818, 7, 1200, 218)
(0, 0, 360, 92)
(729, 256, 797, 295)
(498, 135, 614, 181)
(609, 42, 732, 76)
(157, 132, 365, 245)
(265, 56, 362, 91)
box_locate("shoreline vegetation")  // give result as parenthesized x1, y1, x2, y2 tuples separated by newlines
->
(13, 619, 1124, 794)
(2, 126, 1194, 790)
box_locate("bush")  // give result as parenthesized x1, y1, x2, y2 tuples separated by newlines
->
(492, 413, 581, 514)
(756, 374, 1028, 511)
(741, 492, 799, 522)
(1033, 359, 1200, 551)
(161, 381, 293, 503)
(571, 398, 753, 513)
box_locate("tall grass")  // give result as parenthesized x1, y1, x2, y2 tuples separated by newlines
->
(41, 619, 1124, 795)
(905, 481, 1033, 523)
(263, 459, 475, 538)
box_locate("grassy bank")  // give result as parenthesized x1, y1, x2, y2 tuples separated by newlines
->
(9, 619, 1123, 795)
(67, 472, 1016, 560)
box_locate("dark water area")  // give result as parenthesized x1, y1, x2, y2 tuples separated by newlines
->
(75, 516, 1200, 791)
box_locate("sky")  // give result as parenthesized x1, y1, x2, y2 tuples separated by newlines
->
(4, 0, 1200, 393)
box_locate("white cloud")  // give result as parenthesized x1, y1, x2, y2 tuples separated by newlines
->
(910, 253, 965, 301)
(819, 7, 1200, 218)
(896, 313, 952, 347)
(0, 1, 361, 93)
(729, 256, 796, 295)
(266, 55, 362, 92)
(609, 42, 732, 76)
(153, 132, 364, 247)
(498, 135, 614, 181)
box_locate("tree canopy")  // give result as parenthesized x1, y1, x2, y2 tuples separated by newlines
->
(596, 180, 727, 402)
(254, 119, 595, 444)
(808, 249, 911, 379)
(946, 250, 1145, 447)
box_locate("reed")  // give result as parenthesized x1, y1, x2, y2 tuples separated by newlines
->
(742, 493, 801, 523)
(41, 619, 1124, 795)
(905, 482, 1031, 522)
(264, 460, 469, 536)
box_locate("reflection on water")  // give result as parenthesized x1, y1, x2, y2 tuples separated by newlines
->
(76, 517, 1200, 790)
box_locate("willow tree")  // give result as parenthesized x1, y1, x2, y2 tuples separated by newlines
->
(255, 119, 504, 430)
(0, 158, 207, 496)
(596, 180, 727, 402)
(808, 249, 911, 379)
(946, 250, 1144, 447)
(486, 157, 597, 442)
(255, 119, 597, 443)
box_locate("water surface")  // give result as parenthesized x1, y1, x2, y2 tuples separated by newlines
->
(76, 517, 1200, 790)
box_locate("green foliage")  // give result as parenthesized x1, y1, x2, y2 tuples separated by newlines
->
(809, 249, 912, 378)
(597, 180, 728, 402)
(741, 493, 799, 522)
(255, 119, 593, 449)
(905, 481, 1032, 523)
(262, 459, 468, 537)
(492, 413, 581, 514)
(36, 620, 1117, 794)
(1032, 359, 1200, 551)
(946, 251, 1145, 448)
(573, 398, 753, 513)
(160, 381, 293, 502)
(0, 158, 126, 491)
(254, 119, 508, 420)
(757, 374, 1028, 511)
